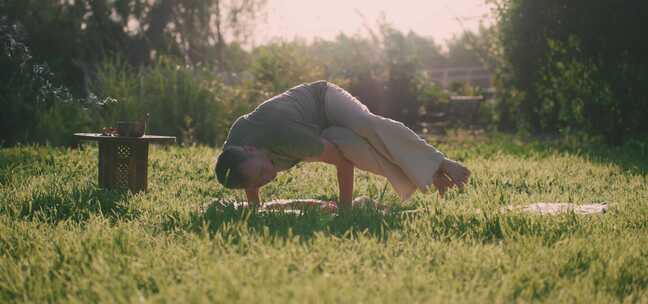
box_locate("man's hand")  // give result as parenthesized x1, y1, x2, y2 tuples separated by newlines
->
(433, 158, 471, 196)
(438, 158, 471, 190)
(432, 171, 453, 196)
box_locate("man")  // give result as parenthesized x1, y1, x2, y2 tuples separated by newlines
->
(215, 81, 470, 212)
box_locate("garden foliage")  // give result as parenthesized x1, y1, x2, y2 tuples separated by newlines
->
(492, 0, 648, 144)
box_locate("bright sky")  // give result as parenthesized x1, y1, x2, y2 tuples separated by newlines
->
(255, 0, 493, 45)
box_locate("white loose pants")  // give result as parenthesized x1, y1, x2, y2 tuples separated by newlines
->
(321, 83, 445, 200)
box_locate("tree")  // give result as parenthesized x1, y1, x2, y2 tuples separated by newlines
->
(0, 17, 95, 146)
(492, 0, 648, 144)
(2, 0, 266, 95)
(447, 25, 497, 69)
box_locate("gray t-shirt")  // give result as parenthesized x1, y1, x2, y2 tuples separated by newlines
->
(224, 81, 329, 171)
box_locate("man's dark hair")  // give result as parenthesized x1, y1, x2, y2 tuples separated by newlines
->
(215, 146, 252, 189)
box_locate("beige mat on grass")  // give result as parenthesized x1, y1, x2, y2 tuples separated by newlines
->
(210, 197, 386, 214)
(210, 198, 608, 216)
(504, 202, 608, 215)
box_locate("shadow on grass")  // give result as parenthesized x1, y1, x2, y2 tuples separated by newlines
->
(461, 133, 648, 175)
(436, 131, 647, 176)
(176, 200, 411, 241)
(533, 139, 647, 175)
(0, 145, 51, 169)
(0, 146, 59, 184)
(166, 199, 597, 245)
(16, 187, 139, 223)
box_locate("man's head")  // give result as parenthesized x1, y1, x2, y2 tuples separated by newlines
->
(215, 145, 277, 189)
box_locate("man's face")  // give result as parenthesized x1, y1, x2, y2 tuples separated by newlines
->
(239, 155, 277, 188)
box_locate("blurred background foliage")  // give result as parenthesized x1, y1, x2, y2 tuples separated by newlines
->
(490, 0, 648, 145)
(1, 0, 646, 146)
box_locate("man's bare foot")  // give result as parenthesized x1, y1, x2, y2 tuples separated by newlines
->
(440, 158, 471, 189)
(432, 171, 453, 195)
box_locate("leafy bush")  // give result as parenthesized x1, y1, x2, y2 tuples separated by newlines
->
(413, 72, 449, 113)
(0, 18, 98, 146)
(492, 0, 648, 144)
(94, 58, 236, 146)
(248, 42, 327, 96)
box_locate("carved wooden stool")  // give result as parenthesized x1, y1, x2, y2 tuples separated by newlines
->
(74, 133, 176, 192)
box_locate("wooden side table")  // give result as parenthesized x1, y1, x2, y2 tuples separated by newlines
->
(74, 133, 176, 192)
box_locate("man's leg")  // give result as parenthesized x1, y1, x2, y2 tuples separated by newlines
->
(324, 83, 469, 192)
(322, 126, 418, 200)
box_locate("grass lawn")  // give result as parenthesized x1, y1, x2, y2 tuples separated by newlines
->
(1, 132, 647, 303)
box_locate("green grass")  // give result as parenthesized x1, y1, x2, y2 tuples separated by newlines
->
(1, 133, 647, 303)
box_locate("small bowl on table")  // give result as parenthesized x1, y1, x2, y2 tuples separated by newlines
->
(116, 121, 146, 137)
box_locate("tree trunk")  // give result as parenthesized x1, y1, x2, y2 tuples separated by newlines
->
(145, 0, 176, 60)
(214, 0, 225, 71)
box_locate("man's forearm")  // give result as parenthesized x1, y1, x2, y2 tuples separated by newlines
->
(245, 187, 261, 208)
(336, 160, 354, 210)
(311, 137, 354, 210)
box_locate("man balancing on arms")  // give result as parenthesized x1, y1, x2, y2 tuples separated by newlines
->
(215, 81, 470, 213)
